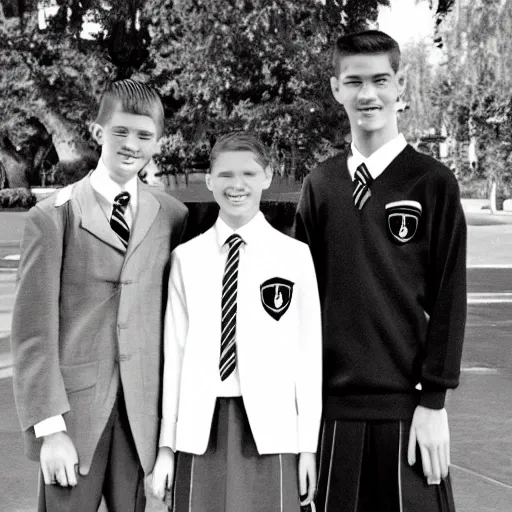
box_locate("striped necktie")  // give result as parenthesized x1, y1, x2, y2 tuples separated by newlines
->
(219, 234, 244, 381)
(353, 162, 374, 210)
(110, 191, 131, 249)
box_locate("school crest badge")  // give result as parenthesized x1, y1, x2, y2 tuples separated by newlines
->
(260, 277, 294, 321)
(385, 200, 422, 244)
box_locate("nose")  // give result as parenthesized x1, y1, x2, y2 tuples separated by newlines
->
(124, 132, 140, 152)
(230, 174, 245, 189)
(358, 81, 377, 102)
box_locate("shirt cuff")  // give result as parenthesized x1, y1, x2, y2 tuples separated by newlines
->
(158, 418, 177, 451)
(34, 415, 67, 438)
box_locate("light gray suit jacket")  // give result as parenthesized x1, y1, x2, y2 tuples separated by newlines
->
(11, 175, 188, 474)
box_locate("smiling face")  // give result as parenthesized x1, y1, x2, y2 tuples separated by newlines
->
(92, 107, 159, 186)
(331, 53, 405, 149)
(206, 150, 272, 229)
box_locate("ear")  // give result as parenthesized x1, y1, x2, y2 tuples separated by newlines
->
(262, 165, 273, 190)
(396, 71, 406, 99)
(330, 76, 341, 103)
(91, 123, 104, 146)
(205, 173, 213, 191)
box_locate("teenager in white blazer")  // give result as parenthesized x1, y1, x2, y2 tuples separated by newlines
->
(152, 132, 322, 512)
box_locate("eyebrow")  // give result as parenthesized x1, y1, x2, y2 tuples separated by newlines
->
(343, 73, 392, 80)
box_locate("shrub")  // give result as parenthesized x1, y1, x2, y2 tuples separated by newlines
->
(0, 188, 37, 209)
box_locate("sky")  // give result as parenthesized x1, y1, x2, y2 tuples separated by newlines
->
(377, 0, 436, 45)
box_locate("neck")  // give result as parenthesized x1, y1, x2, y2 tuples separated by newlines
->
(352, 128, 399, 158)
(219, 210, 258, 230)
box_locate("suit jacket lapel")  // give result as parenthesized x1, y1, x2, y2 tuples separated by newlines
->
(125, 186, 160, 261)
(75, 176, 126, 253)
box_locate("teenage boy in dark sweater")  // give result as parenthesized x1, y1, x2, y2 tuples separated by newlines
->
(295, 30, 467, 512)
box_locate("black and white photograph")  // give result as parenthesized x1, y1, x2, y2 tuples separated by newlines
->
(0, 0, 510, 511)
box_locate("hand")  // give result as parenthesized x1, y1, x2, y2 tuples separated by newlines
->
(407, 406, 450, 485)
(298, 452, 317, 506)
(150, 446, 175, 502)
(40, 431, 79, 487)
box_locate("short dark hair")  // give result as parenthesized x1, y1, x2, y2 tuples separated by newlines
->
(96, 79, 165, 138)
(209, 132, 273, 173)
(332, 30, 401, 77)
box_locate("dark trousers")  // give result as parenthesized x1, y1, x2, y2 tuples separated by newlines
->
(37, 396, 145, 512)
(315, 419, 456, 512)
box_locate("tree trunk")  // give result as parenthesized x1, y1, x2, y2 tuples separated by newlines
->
(34, 100, 95, 163)
(468, 115, 478, 172)
(489, 178, 497, 214)
(0, 134, 30, 188)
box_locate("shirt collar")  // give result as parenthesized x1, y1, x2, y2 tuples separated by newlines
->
(349, 133, 407, 181)
(89, 158, 139, 208)
(214, 211, 267, 251)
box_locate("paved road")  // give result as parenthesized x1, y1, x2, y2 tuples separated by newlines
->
(1, 209, 512, 511)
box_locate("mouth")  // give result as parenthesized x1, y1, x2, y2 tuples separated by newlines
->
(226, 193, 249, 205)
(118, 153, 139, 163)
(358, 106, 381, 114)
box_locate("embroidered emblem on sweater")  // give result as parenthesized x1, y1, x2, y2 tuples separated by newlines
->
(260, 277, 294, 321)
(385, 200, 422, 244)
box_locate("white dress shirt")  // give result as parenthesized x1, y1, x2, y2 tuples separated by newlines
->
(159, 211, 322, 455)
(348, 133, 407, 181)
(33, 161, 139, 438)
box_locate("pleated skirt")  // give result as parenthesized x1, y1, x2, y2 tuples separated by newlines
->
(169, 397, 301, 512)
(315, 419, 456, 512)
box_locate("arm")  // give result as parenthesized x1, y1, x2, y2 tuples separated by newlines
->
(11, 206, 70, 432)
(408, 174, 467, 483)
(151, 250, 188, 500)
(293, 175, 316, 247)
(11, 205, 79, 486)
(296, 245, 323, 505)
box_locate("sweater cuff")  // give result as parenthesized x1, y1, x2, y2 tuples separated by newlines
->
(419, 390, 446, 410)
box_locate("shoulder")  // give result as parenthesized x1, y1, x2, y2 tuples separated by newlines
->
(307, 151, 347, 183)
(406, 146, 459, 190)
(144, 185, 188, 218)
(263, 219, 310, 253)
(173, 227, 213, 258)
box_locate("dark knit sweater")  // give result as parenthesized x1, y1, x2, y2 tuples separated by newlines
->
(295, 145, 467, 420)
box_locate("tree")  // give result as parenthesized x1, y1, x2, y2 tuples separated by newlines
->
(2, 0, 458, 188)
(432, 0, 512, 210)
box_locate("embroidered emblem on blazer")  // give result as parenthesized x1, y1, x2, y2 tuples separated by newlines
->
(385, 200, 422, 244)
(260, 277, 294, 321)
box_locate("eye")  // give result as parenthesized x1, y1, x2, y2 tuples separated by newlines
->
(345, 81, 361, 86)
(112, 130, 128, 137)
(375, 78, 388, 85)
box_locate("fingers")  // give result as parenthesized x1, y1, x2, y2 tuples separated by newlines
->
(419, 444, 432, 482)
(64, 461, 78, 487)
(298, 464, 307, 498)
(41, 461, 53, 486)
(299, 467, 317, 505)
(151, 471, 168, 501)
(428, 446, 441, 484)
(55, 466, 69, 487)
(440, 440, 450, 479)
(407, 426, 416, 466)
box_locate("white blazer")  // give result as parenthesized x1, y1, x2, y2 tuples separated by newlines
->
(159, 213, 322, 455)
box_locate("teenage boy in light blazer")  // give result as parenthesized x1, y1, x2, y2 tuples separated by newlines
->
(11, 79, 188, 512)
(151, 132, 322, 512)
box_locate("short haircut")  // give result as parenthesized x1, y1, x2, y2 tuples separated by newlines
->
(332, 30, 401, 77)
(209, 132, 272, 173)
(95, 79, 165, 138)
